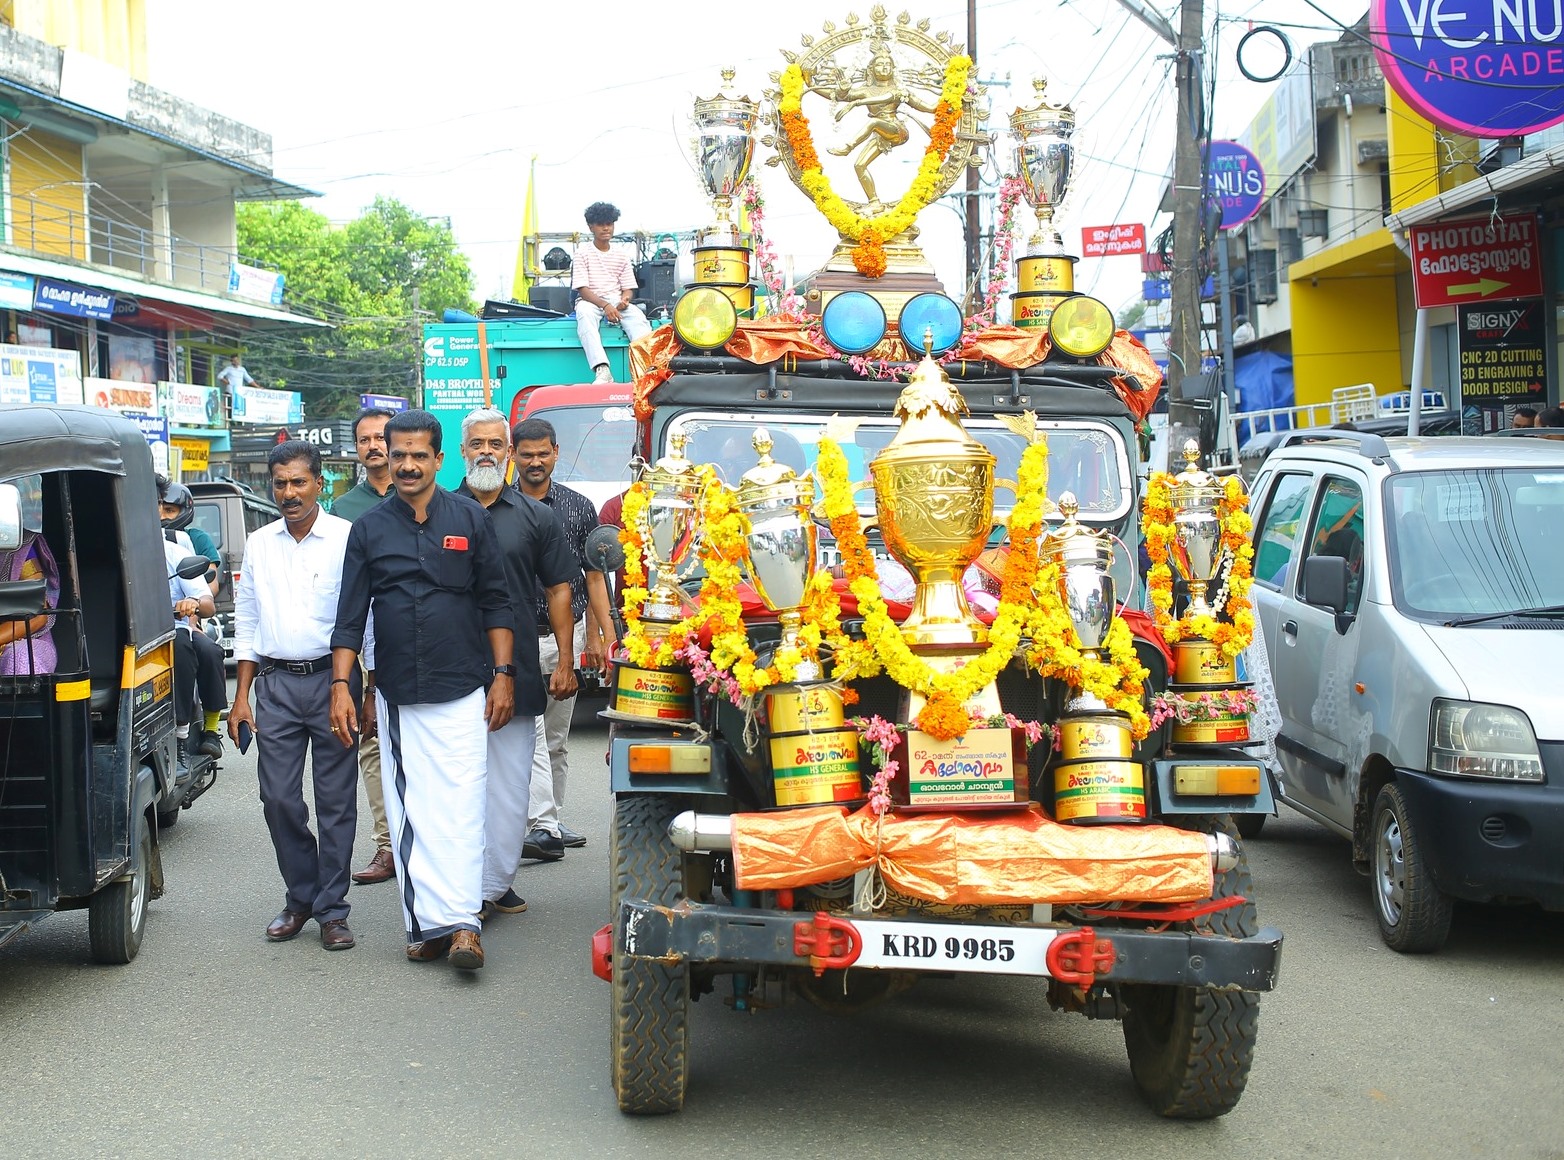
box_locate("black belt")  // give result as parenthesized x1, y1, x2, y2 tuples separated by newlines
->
(259, 655, 332, 676)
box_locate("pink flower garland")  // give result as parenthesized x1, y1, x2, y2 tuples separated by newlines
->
(967, 176, 1028, 331)
(739, 180, 807, 321)
(675, 640, 744, 705)
(1148, 687, 1261, 729)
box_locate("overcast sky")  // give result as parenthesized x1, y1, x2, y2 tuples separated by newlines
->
(144, 0, 1367, 312)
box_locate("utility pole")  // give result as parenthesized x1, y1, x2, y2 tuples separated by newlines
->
(964, 0, 981, 296)
(1167, 0, 1206, 455)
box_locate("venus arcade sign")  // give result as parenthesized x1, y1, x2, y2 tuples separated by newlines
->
(1372, 0, 1564, 136)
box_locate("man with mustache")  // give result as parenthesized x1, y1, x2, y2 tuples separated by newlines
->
(512, 417, 614, 861)
(229, 441, 360, 950)
(455, 408, 579, 919)
(331, 406, 398, 886)
(330, 409, 515, 970)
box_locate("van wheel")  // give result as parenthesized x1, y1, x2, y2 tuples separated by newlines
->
(1371, 782, 1452, 953)
(1121, 815, 1260, 1119)
(89, 810, 151, 964)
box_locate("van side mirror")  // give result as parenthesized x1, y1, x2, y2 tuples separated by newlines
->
(0, 483, 21, 552)
(1302, 554, 1353, 633)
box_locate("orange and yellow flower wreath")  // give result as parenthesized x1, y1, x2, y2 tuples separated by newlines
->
(1142, 473, 1256, 657)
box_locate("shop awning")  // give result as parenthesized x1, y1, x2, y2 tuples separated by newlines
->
(0, 248, 328, 330)
(1287, 227, 1406, 282)
(1385, 142, 1564, 231)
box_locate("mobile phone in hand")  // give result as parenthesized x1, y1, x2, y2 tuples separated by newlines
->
(237, 721, 253, 755)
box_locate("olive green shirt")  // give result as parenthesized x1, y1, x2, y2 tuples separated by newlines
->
(329, 477, 392, 524)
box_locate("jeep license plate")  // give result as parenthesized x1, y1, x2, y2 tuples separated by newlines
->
(852, 920, 1059, 977)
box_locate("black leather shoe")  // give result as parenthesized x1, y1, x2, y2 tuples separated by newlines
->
(320, 919, 356, 951)
(522, 828, 565, 862)
(559, 824, 587, 849)
(480, 888, 528, 921)
(197, 730, 223, 758)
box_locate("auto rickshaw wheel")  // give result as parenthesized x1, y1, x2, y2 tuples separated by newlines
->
(89, 809, 151, 964)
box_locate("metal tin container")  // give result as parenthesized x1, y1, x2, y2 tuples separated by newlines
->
(1010, 290, 1069, 330)
(1058, 712, 1135, 760)
(1053, 756, 1147, 824)
(768, 727, 863, 807)
(692, 245, 752, 284)
(767, 683, 845, 734)
(1172, 639, 1237, 685)
(1016, 254, 1076, 293)
(610, 660, 695, 723)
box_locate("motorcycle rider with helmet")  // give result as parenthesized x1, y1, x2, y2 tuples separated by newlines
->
(159, 477, 228, 763)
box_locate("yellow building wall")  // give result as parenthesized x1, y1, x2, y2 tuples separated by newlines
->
(1288, 273, 1406, 406)
(4, 0, 148, 81)
(8, 128, 89, 260)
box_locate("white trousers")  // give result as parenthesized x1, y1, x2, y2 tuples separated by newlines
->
(528, 617, 583, 836)
(380, 688, 486, 943)
(482, 712, 537, 900)
(575, 301, 650, 373)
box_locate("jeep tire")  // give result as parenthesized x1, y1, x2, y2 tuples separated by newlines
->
(1121, 815, 1261, 1118)
(609, 793, 690, 1114)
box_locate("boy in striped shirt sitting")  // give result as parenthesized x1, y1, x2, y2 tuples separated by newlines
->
(571, 201, 651, 384)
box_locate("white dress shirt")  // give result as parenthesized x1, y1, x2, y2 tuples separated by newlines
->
(233, 510, 353, 664)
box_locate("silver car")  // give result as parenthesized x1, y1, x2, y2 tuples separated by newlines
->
(1248, 435, 1564, 952)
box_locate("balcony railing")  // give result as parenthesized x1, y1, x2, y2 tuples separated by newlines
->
(1316, 41, 1385, 109)
(4, 189, 276, 298)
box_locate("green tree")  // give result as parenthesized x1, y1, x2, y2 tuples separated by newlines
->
(236, 197, 476, 418)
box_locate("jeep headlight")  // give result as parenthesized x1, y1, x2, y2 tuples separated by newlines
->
(1430, 700, 1544, 782)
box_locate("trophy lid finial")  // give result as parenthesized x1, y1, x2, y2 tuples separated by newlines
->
(739, 426, 796, 489)
(647, 432, 695, 480)
(1058, 491, 1079, 523)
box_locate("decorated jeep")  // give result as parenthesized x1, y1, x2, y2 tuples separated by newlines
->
(592, 8, 1281, 1121)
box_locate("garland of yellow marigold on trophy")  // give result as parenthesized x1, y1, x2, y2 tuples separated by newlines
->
(612, 334, 1162, 823)
(1142, 441, 1265, 768)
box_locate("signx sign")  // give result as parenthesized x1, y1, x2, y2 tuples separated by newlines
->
(1458, 298, 1547, 408)
(1408, 214, 1543, 308)
(1081, 223, 1147, 258)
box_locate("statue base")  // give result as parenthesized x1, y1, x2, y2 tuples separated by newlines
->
(806, 240, 947, 331)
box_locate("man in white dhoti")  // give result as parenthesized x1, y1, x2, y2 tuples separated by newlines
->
(329, 409, 515, 970)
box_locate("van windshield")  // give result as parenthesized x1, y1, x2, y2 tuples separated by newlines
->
(529, 403, 637, 486)
(1387, 468, 1564, 618)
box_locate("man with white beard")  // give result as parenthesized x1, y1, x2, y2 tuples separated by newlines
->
(455, 408, 579, 918)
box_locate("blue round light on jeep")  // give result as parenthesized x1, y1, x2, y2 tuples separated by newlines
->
(897, 292, 963, 356)
(672, 287, 738, 351)
(821, 291, 887, 355)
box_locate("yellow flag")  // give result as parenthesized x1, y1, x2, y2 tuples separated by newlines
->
(512, 155, 538, 301)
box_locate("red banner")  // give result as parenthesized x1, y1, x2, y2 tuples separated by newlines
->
(1408, 214, 1543, 308)
(1082, 223, 1147, 258)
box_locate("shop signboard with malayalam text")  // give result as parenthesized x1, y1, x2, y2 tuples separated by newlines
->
(31, 278, 114, 321)
(1081, 223, 1146, 258)
(132, 414, 170, 475)
(1372, 0, 1564, 137)
(1457, 299, 1547, 408)
(1408, 214, 1543, 308)
(228, 261, 286, 306)
(0, 343, 84, 405)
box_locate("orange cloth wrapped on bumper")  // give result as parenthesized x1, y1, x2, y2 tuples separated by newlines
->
(730, 805, 1213, 906)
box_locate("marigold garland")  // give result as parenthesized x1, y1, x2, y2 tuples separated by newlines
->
(778, 55, 971, 278)
(1142, 472, 1257, 657)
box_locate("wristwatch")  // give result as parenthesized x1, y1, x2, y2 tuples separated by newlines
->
(492, 664, 517, 677)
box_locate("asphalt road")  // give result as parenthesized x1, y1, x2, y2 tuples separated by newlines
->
(4, 709, 1563, 1160)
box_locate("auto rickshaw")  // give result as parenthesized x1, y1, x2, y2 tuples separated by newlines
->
(0, 405, 205, 962)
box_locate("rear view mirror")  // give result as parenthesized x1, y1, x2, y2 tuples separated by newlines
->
(176, 555, 211, 581)
(0, 483, 20, 552)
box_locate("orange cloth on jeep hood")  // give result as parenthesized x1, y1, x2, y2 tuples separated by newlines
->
(729, 805, 1213, 905)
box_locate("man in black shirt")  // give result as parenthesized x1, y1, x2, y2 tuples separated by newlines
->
(455, 408, 579, 919)
(513, 416, 615, 859)
(329, 410, 515, 971)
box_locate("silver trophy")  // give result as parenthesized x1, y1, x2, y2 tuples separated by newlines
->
(1042, 492, 1116, 710)
(691, 68, 759, 243)
(640, 434, 704, 624)
(736, 428, 819, 680)
(1169, 440, 1225, 619)
(1010, 78, 1075, 254)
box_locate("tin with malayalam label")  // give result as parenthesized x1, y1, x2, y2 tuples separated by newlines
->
(767, 683, 845, 734)
(610, 661, 695, 723)
(1058, 713, 1135, 761)
(1053, 757, 1147, 824)
(1172, 638, 1237, 685)
(692, 245, 752, 284)
(767, 727, 863, 808)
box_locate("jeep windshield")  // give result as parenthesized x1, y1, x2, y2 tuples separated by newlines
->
(663, 411, 1132, 523)
(1388, 468, 1564, 621)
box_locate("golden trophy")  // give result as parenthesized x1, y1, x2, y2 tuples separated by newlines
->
(1010, 77, 1076, 255)
(735, 428, 820, 681)
(639, 433, 704, 625)
(869, 332, 996, 647)
(1040, 493, 1116, 710)
(1168, 440, 1235, 685)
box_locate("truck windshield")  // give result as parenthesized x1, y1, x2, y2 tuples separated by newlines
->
(666, 412, 1131, 521)
(1387, 468, 1564, 618)
(530, 402, 638, 487)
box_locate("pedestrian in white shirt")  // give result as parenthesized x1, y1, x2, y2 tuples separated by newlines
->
(228, 440, 361, 952)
